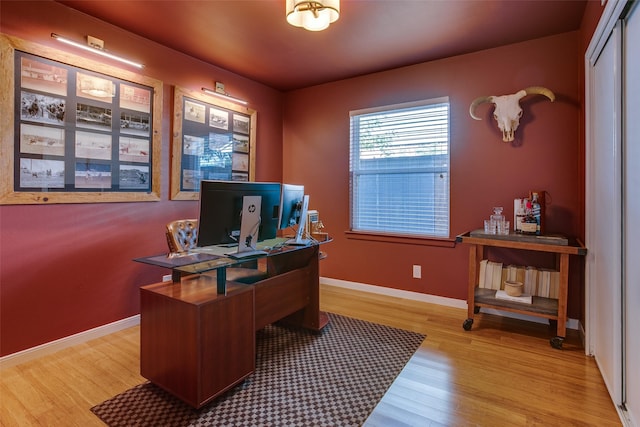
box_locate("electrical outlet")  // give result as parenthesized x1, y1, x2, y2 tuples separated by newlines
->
(162, 274, 172, 282)
(412, 265, 422, 279)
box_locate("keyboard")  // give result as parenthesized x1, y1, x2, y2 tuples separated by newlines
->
(225, 249, 268, 259)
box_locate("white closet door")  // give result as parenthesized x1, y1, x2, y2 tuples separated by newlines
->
(588, 23, 622, 403)
(623, 4, 640, 425)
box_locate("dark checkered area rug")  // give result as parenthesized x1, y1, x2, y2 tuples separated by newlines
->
(91, 313, 425, 426)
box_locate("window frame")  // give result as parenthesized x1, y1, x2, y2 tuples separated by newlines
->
(349, 97, 451, 242)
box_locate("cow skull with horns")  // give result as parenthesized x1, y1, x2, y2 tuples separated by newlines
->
(469, 86, 555, 142)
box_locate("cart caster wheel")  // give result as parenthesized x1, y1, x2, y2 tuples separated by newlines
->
(550, 336, 564, 349)
(463, 318, 474, 331)
(473, 306, 480, 314)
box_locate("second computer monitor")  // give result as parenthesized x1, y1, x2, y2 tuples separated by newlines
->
(278, 183, 305, 230)
(286, 194, 311, 246)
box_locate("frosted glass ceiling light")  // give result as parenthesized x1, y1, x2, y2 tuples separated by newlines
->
(286, 0, 340, 31)
(51, 33, 144, 69)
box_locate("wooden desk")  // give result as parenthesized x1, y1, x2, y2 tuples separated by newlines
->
(456, 231, 586, 349)
(139, 243, 327, 408)
(140, 280, 254, 408)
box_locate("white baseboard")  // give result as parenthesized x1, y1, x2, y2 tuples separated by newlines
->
(618, 405, 636, 427)
(0, 315, 140, 370)
(479, 307, 580, 330)
(1, 279, 581, 369)
(320, 277, 580, 330)
(321, 277, 468, 309)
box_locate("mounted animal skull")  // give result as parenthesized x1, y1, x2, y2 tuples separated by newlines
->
(469, 86, 555, 142)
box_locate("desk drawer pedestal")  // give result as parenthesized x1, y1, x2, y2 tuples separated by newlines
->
(140, 279, 255, 408)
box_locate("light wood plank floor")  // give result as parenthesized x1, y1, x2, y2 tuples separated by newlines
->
(0, 284, 620, 426)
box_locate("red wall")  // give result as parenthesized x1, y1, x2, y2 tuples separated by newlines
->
(0, 1, 283, 356)
(0, 1, 606, 357)
(283, 32, 585, 312)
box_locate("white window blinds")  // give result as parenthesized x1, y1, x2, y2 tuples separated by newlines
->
(349, 97, 450, 238)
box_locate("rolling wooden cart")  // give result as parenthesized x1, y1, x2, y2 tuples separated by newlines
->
(456, 231, 587, 349)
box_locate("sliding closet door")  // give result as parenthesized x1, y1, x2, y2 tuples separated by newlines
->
(623, 4, 639, 425)
(588, 2, 640, 422)
(587, 21, 622, 403)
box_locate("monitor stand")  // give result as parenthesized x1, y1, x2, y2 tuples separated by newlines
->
(227, 195, 268, 259)
(286, 194, 312, 246)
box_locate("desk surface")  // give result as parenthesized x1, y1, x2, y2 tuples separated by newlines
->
(134, 237, 323, 274)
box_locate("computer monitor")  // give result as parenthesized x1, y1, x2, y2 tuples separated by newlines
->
(286, 194, 311, 246)
(197, 180, 281, 247)
(278, 183, 305, 230)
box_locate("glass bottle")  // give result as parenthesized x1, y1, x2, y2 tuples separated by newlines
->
(531, 192, 542, 235)
(490, 206, 504, 227)
(490, 207, 504, 223)
(514, 198, 526, 233)
(520, 200, 538, 235)
(490, 207, 505, 234)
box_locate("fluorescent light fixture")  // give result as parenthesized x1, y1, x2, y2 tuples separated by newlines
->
(286, 0, 340, 31)
(51, 33, 144, 69)
(202, 87, 248, 105)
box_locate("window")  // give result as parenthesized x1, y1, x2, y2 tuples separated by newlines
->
(349, 97, 450, 238)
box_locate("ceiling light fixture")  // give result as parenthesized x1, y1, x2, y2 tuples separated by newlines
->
(286, 0, 339, 31)
(51, 33, 144, 69)
(202, 84, 248, 106)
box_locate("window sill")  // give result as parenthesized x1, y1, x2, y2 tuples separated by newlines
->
(344, 230, 456, 248)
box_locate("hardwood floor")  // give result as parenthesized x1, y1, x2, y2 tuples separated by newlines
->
(0, 284, 620, 426)
(322, 285, 621, 427)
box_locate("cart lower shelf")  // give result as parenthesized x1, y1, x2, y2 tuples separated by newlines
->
(463, 288, 564, 349)
(474, 287, 558, 317)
